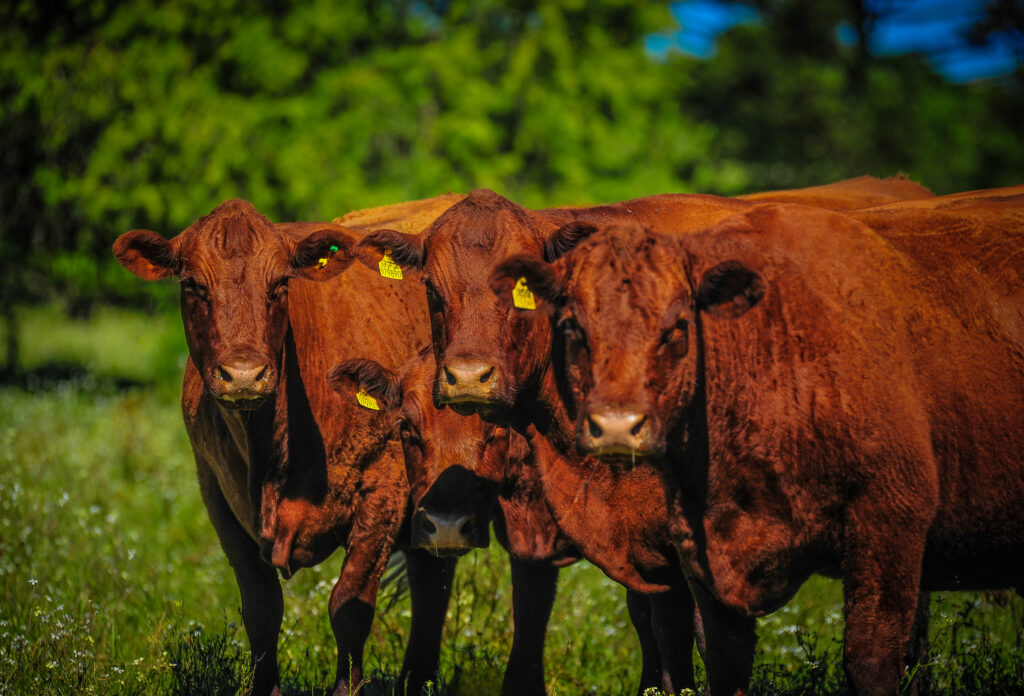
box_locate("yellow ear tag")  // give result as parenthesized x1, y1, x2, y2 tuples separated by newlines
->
(355, 389, 380, 411)
(512, 277, 536, 310)
(378, 250, 404, 280)
(317, 245, 338, 271)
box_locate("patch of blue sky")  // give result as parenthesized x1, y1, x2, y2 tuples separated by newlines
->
(646, 0, 760, 58)
(649, 0, 1022, 82)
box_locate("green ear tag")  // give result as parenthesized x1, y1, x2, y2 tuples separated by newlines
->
(512, 277, 536, 310)
(318, 245, 340, 270)
(378, 250, 404, 280)
(356, 389, 380, 410)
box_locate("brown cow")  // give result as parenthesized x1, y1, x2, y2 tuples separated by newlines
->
(492, 188, 1024, 696)
(348, 178, 934, 694)
(330, 351, 701, 695)
(113, 198, 457, 696)
(328, 349, 585, 694)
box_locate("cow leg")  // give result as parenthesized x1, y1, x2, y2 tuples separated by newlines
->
(503, 558, 559, 696)
(329, 471, 406, 696)
(626, 590, 664, 694)
(398, 549, 456, 694)
(841, 518, 928, 696)
(649, 583, 698, 694)
(902, 589, 932, 696)
(688, 581, 755, 696)
(197, 460, 283, 696)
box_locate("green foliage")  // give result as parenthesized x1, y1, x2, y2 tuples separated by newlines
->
(675, 0, 1024, 196)
(4, 0, 1020, 314)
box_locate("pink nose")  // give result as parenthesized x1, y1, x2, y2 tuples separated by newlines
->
(579, 407, 654, 459)
(214, 361, 271, 399)
(437, 359, 499, 404)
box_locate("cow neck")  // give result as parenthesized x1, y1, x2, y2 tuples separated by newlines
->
(210, 332, 293, 528)
(664, 311, 714, 584)
(513, 359, 672, 593)
(513, 359, 577, 457)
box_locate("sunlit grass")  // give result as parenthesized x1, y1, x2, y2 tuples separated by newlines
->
(1, 303, 1021, 695)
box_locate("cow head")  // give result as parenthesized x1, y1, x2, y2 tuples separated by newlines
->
(353, 189, 594, 421)
(113, 200, 356, 407)
(327, 351, 510, 556)
(491, 223, 765, 464)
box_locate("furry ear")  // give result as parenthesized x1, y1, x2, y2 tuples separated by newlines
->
(112, 230, 177, 281)
(544, 222, 597, 262)
(489, 253, 564, 313)
(290, 226, 357, 280)
(327, 359, 403, 412)
(695, 261, 765, 319)
(354, 229, 426, 277)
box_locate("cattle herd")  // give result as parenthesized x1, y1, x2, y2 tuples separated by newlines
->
(112, 176, 1024, 696)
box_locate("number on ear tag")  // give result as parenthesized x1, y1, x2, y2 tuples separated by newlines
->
(378, 250, 404, 280)
(513, 277, 536, 310)
(356, 389, 380, 410)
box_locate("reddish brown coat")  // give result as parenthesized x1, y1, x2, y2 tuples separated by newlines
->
(113, 197, 456, 696)
(351, 178, 934, 695)
(501, 188, 1024, 696)
(330, 349, 580, 694)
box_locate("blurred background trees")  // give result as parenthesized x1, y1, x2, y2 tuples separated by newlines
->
(1, 0, 1022, 366)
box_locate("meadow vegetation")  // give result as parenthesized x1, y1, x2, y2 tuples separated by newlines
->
(1, 304, 1021, 695)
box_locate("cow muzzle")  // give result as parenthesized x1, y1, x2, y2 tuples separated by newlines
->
(411, 508, 488, 557)
(209, 359, 274, 406)
(435, 358, 503, 414)
(577, 406, 662, 464)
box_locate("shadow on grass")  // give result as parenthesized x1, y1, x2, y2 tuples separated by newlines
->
(0, 361, 149, 393)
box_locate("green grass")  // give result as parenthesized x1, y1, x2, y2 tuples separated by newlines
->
(1, 303, 1022, 695)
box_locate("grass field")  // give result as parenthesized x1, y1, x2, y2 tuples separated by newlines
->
(1, 304, 1021, 695)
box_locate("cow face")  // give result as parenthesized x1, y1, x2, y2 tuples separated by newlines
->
(327, 353, 510, 556)
(492, 224, 764, 465)
(114, 200, 355, 407)
(354, 189, 594, 421)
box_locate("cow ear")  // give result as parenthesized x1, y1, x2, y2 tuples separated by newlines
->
(695, 261, 765, 319)
(112, 230, 177, 281)
(490, 253, 564, 313)
(354, 229, 425, 278)
(327, 359, 403, 412)
(544, 222, 597, 262)
(291, 226, 357, 280)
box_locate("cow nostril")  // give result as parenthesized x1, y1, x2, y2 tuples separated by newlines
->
(459, 517, 475, 538)
(479, 367, 494, 383)
(630, 415, 647, 437)
(254, 365, 267, 382)
(217, 366, 232, 382)
(420, 516, 437, 535)
(588, 416, 603, 439)
(444, 367, 456, 386)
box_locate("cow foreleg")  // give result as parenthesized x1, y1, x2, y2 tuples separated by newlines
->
(503, 558, 559, 695)
(329, 481, 404, 695)
(688, 581, 755, 696)
(649, 583, 698, 694)
(626, 590, 663, 694)
(841, 522, 928, 696)
(197, 460, 283, 696)
(904, 590, 931, 696)
(398, 549, 456, 694)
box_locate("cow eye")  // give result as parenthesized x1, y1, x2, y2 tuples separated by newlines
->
(660, 319, 689, 347)
(269, 277, 289, 302)
(424, 281, 444, 313)
(180, 277, 208, 300)
(399, 421, 422, 448)
(559, 315, 585, 346)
